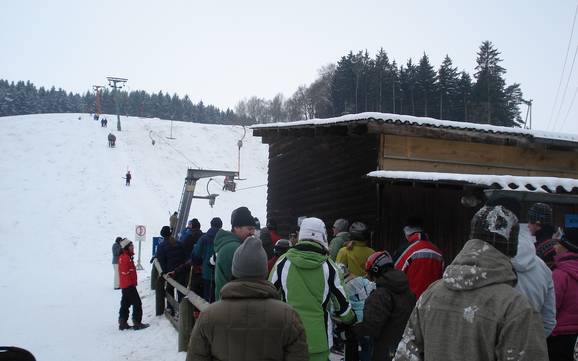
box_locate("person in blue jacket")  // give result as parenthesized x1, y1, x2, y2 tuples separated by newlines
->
(192, 217, 223, 302)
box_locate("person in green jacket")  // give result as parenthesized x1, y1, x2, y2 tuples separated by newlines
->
(270, 217, 356, 361)
(329, 218, 350, 261)
(213, 206, 256, 300)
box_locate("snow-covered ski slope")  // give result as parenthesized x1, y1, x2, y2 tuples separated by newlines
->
(0, 113, 268, 361)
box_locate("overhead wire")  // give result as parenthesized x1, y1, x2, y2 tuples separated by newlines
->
(553, 44, 578, 131)
(558, 83, 578, 131)
(549, 2, 578, 130)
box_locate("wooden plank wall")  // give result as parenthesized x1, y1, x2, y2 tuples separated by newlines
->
(378, 182, 578, 263)
(380, 134, 578, 177)
(265, 134, 379, 238)
(378, 183, 477, 262)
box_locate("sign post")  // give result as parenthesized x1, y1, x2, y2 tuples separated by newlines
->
(135, 225, 146, 270)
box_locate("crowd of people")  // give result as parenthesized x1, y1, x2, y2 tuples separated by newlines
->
(111, 200, 578, 361)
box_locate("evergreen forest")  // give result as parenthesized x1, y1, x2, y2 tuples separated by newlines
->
(0, 41, 525, 127)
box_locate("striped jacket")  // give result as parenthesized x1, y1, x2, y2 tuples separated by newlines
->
(270, 241, 355, 355)
(394, 232, 443, 297)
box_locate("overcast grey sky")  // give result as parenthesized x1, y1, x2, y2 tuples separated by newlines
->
(2, 0, 577, 133)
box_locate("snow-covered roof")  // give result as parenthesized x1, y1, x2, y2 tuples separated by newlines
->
(367, 170, 578, 193)
(252, 112, 578, 144)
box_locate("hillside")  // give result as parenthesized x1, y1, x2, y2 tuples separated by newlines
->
(0, 113, 268, 360)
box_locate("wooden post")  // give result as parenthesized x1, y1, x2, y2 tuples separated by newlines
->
(155, 277, 165, 316)
(151, 266, 158, 290)
(178, 299, 195, 352)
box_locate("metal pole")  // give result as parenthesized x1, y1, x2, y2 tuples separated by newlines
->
(116, 90, 122, 131)
(137, 238, 144, 270)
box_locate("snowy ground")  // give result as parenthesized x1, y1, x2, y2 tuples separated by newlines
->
(0, 113, 269, 360)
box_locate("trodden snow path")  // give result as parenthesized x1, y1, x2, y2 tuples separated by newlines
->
(0, 113, 268, 361)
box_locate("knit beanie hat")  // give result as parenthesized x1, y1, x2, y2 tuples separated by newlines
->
(231, 207, 256, 228)
(188, 218, 201, 229)
(299, 217, 328, 249)
(486, 196, 522, 218)
(403, 217, 424, 238)
(232, 236, 268, 279)
(210, 217, 223, 229)
(528, 203, 553, 226)
(120, 238, 132, 249)
(470, 205, 519, 258)
(333, 219, 349, 233)
(349, 221, 369, 241)
(273, 239, 291, 256)
(560, 228, 578, 253)
(160, 226, 172, 238)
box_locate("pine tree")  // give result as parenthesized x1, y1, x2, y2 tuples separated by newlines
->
(470, 41, 521, 126)
(415, 53, 437, 117)
(437, 55, 459, 120)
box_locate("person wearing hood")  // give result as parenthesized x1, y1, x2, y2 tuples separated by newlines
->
(512, 222, 557, 336)
(329, 218, 350, 261)
(490, 196, 556, 336)
(548, 228, 578, 361)
(118, 238, 149, 330)
(186, 236, 308, 361)
(528, 202, 557, 268)
(192, 217, 223, 302)
(393, 205, 548, 361)
(270, 217, 356, 361)
(336, 222, 375, 277)
(213, 206, 256, 300)
(353, 251, 416, 361)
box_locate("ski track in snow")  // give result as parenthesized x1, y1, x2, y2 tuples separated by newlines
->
(0, 113, 268, 361)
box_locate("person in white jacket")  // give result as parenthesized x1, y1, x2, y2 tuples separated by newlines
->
(512, 224, 557, 335)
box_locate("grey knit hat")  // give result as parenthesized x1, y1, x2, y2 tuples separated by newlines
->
(349, 221, 369, 241)
(232, 236, 268, 279)
(470, 205, 519, 257)
(528, 203, 553, 226)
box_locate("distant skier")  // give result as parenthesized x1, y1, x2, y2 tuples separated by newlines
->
(108, 133, 116, 148)
(125, 171, 131, 186)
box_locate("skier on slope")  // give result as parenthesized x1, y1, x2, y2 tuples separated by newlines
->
(125, 171, 131, 186)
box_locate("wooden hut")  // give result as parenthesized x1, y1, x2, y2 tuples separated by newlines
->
(252, 112, 578, 261)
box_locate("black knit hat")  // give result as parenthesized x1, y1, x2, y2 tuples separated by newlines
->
(560, 228, 578, 253)
(231, 207, 256, 228)
(528, 203, 553, 226)
(210, 217, 223, 229)
(188, 218, 201, 229)
(160, 226, 172, 238)
(349, 221, 369, 241)
(470, 205, 519, 257)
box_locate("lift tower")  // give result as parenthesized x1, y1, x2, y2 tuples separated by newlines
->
(106, 77, 128, 131)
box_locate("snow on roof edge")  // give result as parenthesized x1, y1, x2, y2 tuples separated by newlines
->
(367, 170, 578, 193)
(251, 112, 578, 144)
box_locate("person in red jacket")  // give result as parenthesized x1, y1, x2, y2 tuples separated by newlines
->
(118, 238, 149, 330)
(393, 218, 444, 298)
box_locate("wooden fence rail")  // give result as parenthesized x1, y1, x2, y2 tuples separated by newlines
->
(152, 259, 210, 352)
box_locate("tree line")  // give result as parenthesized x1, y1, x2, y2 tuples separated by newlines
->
(236, 41, 526, 127)
(1, 41, 525, 127)
(0, 81, 251, 125)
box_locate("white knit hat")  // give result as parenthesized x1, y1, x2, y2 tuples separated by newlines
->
(120, 238, 132, 248)
(298, 217, 328, 249)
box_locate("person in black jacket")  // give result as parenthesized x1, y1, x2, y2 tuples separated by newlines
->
(156, 226, 187, 315)
(353, 251, 416, 361)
